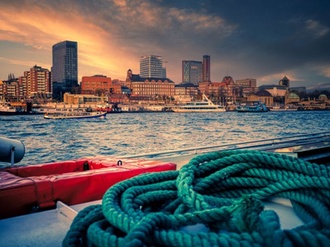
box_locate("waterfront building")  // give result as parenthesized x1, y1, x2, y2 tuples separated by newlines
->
(131, 80, 175, 98)
(23, 65, 51, 98)
(0, 67, 51, 102)
(175, 82, 198, 102)
(63, 93, 107, 105)
(297, 97, 328, 110)
(199, 80, 237, 105)
(17, 76, 27, 98)
(198, 81, 222, 95)
(246, 90, 273, 106)
(140, 55, 166, 78)
(51, 41, 78, 99)
(221, 76, 240, 103)
(81, 75, 116, 95)
(236, 78, 257, 97)
(259, 84, 287, 97)
(202, 55, 211, 82)
(198, 81, 211, 95)
(126, 69, 174, 97)
(182, 61, 202, 85)
(1, 79, 22, 100)
(285, 92, 300, 104)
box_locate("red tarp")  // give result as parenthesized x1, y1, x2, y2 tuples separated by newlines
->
(0, 157, 176, 219)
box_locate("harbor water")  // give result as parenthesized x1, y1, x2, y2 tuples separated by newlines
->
(0, 111, 329, 166)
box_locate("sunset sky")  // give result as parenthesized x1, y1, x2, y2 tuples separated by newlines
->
(1, 0, 329, 90)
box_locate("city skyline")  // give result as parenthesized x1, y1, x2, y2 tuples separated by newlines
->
(0, 1, 330, 90)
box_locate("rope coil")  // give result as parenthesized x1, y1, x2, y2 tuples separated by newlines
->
(63, 150, 330, 246)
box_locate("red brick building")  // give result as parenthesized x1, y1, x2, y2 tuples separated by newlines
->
(81, 75, 119, 95)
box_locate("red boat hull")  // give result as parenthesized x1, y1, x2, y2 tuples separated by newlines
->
(0, 157, 176, 219)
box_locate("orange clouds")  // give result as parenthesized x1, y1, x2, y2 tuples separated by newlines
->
(0, 1, 237, 82)
(1, 1, 329, 88)
(0, 2, 135, 80)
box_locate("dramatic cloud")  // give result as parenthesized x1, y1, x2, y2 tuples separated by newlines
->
(0, 0, 329, 90)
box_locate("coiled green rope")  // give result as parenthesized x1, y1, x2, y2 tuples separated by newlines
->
(63, 150, 330, 246)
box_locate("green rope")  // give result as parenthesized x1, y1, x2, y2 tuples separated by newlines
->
(63, 150, 330, 246)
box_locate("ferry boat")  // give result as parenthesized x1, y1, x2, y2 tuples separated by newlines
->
(1, 132, 330, 246)
(44, 110, 106, 119)
(236, 101, 269, 112)
(0, 102, 17, 114)
(172, 94, 226, 113)
(0, 101, 37, 115)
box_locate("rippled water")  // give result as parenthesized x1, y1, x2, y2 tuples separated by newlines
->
(1, 111, 329, 166)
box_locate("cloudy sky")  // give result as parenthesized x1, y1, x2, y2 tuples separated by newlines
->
(0, 0, 329, 90)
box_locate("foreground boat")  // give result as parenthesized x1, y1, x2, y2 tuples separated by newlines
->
(172, 94, 226, 113)
(0, 156, 176, 219)
(44, 110, 106, 119)
(236, 101, 269, 112)
(1, 132, 330, 246)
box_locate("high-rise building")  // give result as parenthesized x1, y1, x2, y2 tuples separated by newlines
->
(24, 65, 51, 98)
(182, 61, 202, 85)
(140, 55, 166, 78)
(202, 55, 211, 82)
(51, 41, 78, 99)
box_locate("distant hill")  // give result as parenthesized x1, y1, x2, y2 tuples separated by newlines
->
(306, 82, 330, 92)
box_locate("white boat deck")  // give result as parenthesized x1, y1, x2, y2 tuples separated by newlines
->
(0, 198, 303, 247)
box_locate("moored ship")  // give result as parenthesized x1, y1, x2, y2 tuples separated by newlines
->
(236, 101, 269, 112)
(172, 94, 226, 113)
(44, 110, 106, 119)
(0, 101, 37, 115)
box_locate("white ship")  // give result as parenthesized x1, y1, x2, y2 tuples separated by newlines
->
(172, 94, 226, 113)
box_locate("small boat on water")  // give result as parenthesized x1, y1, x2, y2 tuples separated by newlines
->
(44, 110, 106, 119)
(236, 101, 269, 112)
(172, 94, 226, 113)
(0, 101, 37, 115)
(0, 101, 17, 114)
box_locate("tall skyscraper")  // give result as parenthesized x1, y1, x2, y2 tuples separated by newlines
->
(203, 55, 211, 82)
(182, 61, 202, 85)
(51, 41, 78, 99)
(140, 55, 166, 78)
(52, 40, 78, 85)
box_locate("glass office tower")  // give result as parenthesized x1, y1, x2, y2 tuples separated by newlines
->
(140, 55, 165, 78)
(52, 41, 78, 86)
(182, 60, 202, 85)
